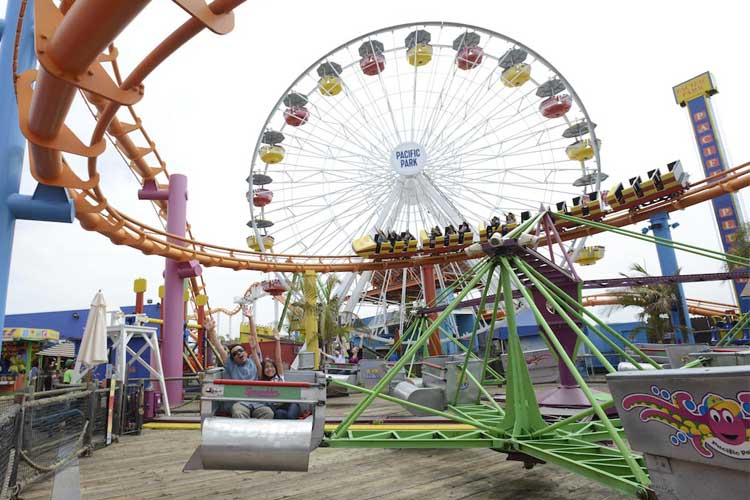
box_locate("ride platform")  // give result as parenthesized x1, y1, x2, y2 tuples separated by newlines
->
(21, 390, 631, 500)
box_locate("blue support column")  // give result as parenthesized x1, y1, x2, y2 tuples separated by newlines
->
(642, 212, 694, 343)
(0, 0, 36, 355)
(0, 0, 74, 357)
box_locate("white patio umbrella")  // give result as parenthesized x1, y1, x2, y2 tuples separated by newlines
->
(72, 290, 108, 382)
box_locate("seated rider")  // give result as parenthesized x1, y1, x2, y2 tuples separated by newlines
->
(206, 310, 274, 419)
(321, 348, 347, 364)
(457, 221, 470, 233)
(348, 346, 361, 364)
(505, 212, 517, 224)
(387, 230, 399, 248)
(259, 329, 301, 420)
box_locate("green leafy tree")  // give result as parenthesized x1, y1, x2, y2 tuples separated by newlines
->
(726, 222, 750, 272)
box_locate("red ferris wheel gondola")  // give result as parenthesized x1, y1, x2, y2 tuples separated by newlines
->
(261, 279, 287, 296)
(252, 188, 273, 207)
(359, 40, 385, 76)
(283, 92, 309, 127)
(539, 94, 572, 119)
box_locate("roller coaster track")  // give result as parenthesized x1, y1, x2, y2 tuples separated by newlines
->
(582, 294, 739, 318)
(12, 0, 750, 280)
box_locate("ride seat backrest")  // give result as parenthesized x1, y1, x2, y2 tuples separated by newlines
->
(614, 183, 625, 204)
(630, 176, 644, 198)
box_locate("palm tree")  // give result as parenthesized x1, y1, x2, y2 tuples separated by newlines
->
(318, 274, 349, 351)
(607, 263, 678, 343)
(287, 274, 350, 353)
(726, 222, 750, 271)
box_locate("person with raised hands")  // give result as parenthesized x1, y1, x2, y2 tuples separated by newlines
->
(205, 307, 273, 419)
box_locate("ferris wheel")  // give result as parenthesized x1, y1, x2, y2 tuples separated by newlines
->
(246, 22, 604, 329)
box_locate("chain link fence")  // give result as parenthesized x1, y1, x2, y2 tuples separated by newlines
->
(0, 382, 143, 499)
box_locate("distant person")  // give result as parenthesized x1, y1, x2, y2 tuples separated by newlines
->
(62, 359, 75, 384)
(348, 346, 361, 365)
(205, 310, 273, 419)
(321, 348, 347, 363)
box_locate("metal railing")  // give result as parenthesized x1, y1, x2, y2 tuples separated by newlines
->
(0, 382, 143, 499)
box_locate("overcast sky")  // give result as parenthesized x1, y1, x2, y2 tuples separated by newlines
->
(4, 0, 749, 338)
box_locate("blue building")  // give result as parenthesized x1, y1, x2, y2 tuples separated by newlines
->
(4, 304, 162, 379)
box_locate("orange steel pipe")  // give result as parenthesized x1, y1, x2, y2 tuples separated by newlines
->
(29, 0, 149, 180)
(16, 3, 750, 275)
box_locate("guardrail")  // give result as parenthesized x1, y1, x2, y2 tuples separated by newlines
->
(0, 382, 143, 499)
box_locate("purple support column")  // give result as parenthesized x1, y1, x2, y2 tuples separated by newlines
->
(532, 282, 592, 407)
(139, 175, 201, 405)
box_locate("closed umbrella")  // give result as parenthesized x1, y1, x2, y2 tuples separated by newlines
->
(72, 291, 108, 382)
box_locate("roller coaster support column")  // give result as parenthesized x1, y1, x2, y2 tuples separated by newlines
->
(642, 212, 694, 343)
(421, 265, 443, 355)
(1, 1, 75, 356)
(134, 278, 146, 314)
(139, 175, 202, 404)
(195, 293, 208, 366)
(303, 270, 319, 369)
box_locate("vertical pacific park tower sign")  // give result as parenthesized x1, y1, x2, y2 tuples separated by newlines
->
(391, 142, 427, 176)
(673, 72, 748, 314)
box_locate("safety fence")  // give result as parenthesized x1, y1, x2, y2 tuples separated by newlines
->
(0, 382, 143, 499)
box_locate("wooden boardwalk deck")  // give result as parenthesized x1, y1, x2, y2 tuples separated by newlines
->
(21, 388, 629, 500)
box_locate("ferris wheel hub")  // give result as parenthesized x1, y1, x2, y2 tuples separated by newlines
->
(391, 142, 427, 176)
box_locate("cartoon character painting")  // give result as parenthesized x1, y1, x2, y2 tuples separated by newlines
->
(622, 386, 750, 459)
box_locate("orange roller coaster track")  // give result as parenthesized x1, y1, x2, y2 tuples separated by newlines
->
(12, 0, 750, 276)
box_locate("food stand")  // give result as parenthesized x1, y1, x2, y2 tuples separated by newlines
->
(0, 328, 60, 393)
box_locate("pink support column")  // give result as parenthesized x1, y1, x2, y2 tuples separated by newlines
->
(139, 175, 202, 405)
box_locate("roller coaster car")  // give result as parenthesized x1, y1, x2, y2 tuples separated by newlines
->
(352, 232, 418, 258)
(585, 193, 604, 219)
(352, 235, 377, 257)
(662, 160, 689, 189)
(478, 220, 517, 242)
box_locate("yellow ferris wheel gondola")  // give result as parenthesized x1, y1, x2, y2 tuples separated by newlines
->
(405, 29, 433, 67)
(572, 245, 605, 266)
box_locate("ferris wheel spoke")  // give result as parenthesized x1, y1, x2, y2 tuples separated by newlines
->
(332, 59, 405, 155)
(421, 50, 496, 153)
(295, 98, 388, 160)
(427, 83, 538, 160)
(430, 114, 565, 168)
(305, 85, 392, 159)
(425, 67, 535, 156)
(417, 53, 461, 147)
(345, 43, 406, 148)
(284, 132, 388, 168)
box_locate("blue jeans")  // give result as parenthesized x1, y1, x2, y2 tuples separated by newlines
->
(273, 403, 301, 419)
